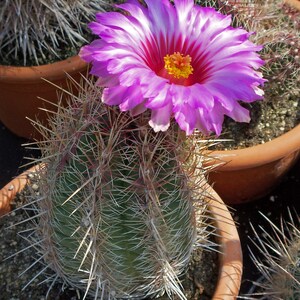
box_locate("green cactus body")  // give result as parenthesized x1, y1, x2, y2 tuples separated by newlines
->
(33, 85, 205, 299)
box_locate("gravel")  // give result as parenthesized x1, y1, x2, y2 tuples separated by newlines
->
(213, 90, 300, 150)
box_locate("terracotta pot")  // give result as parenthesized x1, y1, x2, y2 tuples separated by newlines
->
(0, 56, 87, 140)
(206, 124, 300, 205)
(0, 165, 39, 216)
(0, 165, 242, 298)
(284, 0, 300, 10)
(209, 186, 243, 299)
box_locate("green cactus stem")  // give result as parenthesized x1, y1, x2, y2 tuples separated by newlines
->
(23, 79, 210, 299)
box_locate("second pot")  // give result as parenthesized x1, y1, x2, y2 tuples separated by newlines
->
(0, 56, 87, 140)
(206, 124, 300, 204)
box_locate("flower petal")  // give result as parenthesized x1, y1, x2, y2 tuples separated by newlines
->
(81, 0, 266, 136)
(149, 104, 172, 132)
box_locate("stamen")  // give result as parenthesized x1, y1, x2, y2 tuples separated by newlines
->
(164, 52, 193, 79)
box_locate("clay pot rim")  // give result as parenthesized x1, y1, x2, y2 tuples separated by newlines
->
(208, 186, 243, 299)
(209, 124, 300, 170)
(0, 165, 242, 298)
(0, 165, 39, 216)
(0, 55, 87, 83)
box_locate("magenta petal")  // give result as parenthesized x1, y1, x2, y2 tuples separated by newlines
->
(96, 74, 119, 88)
(169, 85, 191, 107)
(116, 1, 149, 25)
(102, 86, 130, 106)
(174, 104, 196, 135)
(149, 104, 172, 132)
(118, 67, 151, 87)
(119, 86, 144, 111)
(208, 102, 226, 136)
(139, 73, 168, 98)
(146, 85, 171, 109)
(174, 104, 214, 135)
(130, 100, 147, 116)
(225, 104, 251, 123)
(188, 84, 214, 110)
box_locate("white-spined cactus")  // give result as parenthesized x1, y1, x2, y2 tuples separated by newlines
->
(0, 0, 112, 65)
(22, 78, 212, 299)
(246, 211, 300, 299)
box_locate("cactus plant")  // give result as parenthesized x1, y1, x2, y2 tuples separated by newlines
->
(245, 211, 300, 299)
(0, 0, 113, 65)
(12, 0, 263, 297)
(20, 77, 213, 299)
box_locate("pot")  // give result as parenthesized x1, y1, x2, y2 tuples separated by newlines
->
(206, 124, 300, 204)
(209, 186, 243, 299)
(0, 56, 87, 140)
(284, 0, 300, 10)
(0, 165, 38, 216)
(0, 165, 242, 299)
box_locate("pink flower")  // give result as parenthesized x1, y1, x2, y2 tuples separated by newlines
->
(80, 0, 265, 135)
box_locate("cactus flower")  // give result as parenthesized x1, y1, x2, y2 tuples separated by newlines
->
(80, 0, 266, 135)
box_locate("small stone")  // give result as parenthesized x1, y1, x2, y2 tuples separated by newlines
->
(28, 173, 35, 179)
(31, 183, 39, 191)
(279, 109, 287, 115)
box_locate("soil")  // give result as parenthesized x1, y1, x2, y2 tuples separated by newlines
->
(213, 92, 300, 150)
(0, 177, 218, 300)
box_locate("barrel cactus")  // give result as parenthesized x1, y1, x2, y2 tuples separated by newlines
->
(24, 78, 211, 299)
(19, 0, 267, 297)
(248, 212, 300, 299)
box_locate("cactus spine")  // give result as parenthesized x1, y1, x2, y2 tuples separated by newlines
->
(248, 212, 300, 299)
(26, 79, 209, 299)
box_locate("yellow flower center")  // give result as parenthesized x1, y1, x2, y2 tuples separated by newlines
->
(164, 52, 193, 79)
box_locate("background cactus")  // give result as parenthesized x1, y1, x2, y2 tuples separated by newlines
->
(22, 78, 212, 299)
(197, 0, 300, 147)
(246, 211, 300, 299)
(0, 0, 114, 66)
